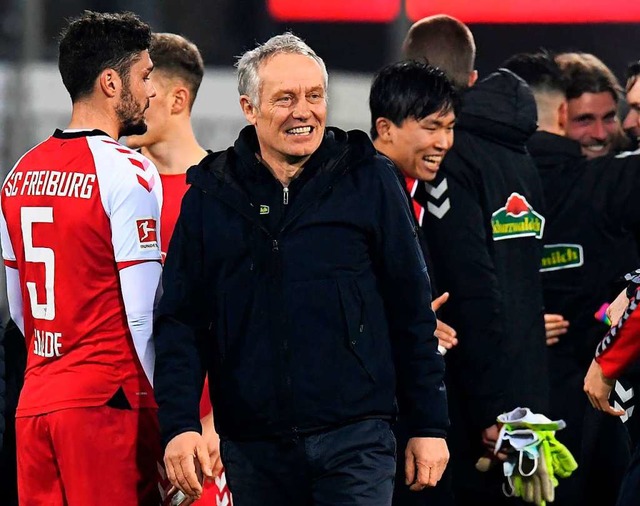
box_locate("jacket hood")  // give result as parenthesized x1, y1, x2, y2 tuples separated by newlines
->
(527, 131, 583, 168)
(457, 69, 538, 148)
(187, 125, 375, 191)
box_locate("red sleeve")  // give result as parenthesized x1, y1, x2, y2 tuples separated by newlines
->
(596, 287, 640, 378)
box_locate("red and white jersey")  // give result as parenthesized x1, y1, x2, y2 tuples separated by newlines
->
(596, 286, 640, 379)
(0, 129, 162, 417)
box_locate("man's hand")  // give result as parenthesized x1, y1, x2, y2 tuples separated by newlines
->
(432, 293, 458, 350)
(607, 289, 629, 327)
(544, 314, 569, 346)
(164, 431, 214, 499)
(481, 424, 507, 462)
(405, 437, 449, 491)
(201, 410, 223, 477)
(583, 359, 625, 416)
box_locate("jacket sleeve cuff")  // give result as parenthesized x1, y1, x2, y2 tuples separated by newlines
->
(407, 428, 447, 439)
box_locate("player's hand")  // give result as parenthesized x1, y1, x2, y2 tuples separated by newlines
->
(405, 437, 449, 491)
(432, 293, 458, 350)
(201, 411, 223, 478)
(583, 359, 625, 417)
(481, 424, 508, 461)
(607, 289, 629, 327)
(164, 431, 213, 499)
(544, 313, 569, 346)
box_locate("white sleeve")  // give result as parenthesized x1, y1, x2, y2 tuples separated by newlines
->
(119, 261, 162, 384)
(0, 196, 23, 334)
(90, 137, 163, 264)
(0, 195, 16, 265)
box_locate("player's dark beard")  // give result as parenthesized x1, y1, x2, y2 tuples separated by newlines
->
(117, 84, 148, 137)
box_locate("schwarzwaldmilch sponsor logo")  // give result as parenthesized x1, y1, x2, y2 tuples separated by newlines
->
(491, 192, 545, 241)
(540, 244, 584, 272)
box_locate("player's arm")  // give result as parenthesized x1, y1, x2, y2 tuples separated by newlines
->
(97, 150, 163, 384)
(584, 286, 640, 416)
(594, 286, 640, 379)
(0, 203, 23, 335)
(5, 268, 23, 336)
(119, 261, 162, 383)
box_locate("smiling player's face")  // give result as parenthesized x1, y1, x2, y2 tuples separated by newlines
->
(385, 109, 455, 182)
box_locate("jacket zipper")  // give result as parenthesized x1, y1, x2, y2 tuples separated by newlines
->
(278, 151, 349, 236)
(283, 186, 289, 205)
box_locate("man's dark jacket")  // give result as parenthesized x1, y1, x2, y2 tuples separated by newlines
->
(420, 69, 549, 433)
(154, 126, 448, 445)
(529, 132, 640, 369)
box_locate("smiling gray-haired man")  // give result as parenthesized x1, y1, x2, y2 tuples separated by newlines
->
(153, 32, 449, 505)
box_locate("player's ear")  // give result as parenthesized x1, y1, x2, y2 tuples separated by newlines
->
(375, 117, 393, 141)
(468, 70, 479, 87)
(171, 87, 189, 114)
(557, 100, 568, 135)
(99, 68, 120, 98)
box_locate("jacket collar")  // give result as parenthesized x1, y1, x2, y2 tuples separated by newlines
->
(527, 131, 583, 166)
(186, 126, 375, 232)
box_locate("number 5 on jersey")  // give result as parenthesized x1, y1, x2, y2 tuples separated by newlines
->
(21, 206, 55, 320)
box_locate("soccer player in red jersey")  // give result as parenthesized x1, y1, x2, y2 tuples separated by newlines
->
(127, 33, 208, 261)
(126, 33, 230, 506)
(0, 11, 163, 506)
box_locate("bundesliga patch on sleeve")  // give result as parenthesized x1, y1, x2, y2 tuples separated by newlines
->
(136, 218, 159, 250)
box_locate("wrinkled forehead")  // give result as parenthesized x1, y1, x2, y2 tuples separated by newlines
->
(258, 53, 326, 92)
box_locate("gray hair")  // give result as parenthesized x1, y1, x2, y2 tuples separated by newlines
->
(236, 32, 329, 107)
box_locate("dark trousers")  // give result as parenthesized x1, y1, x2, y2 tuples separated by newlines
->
(220, 418, 396, 506)
(616, 430, 640, 506)
(549, 361, 630, 506)
(0, 321, 25, 506)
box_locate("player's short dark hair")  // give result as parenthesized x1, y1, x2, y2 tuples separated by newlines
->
(58, 11, 152, 102)
(626, 61, 640, 93)
(555, 52, 620, 102)
(402, 15, 475, 91)
(369, 60, 459, 140)
(150, 33, 204, 109)
(502, 52, 566, 95)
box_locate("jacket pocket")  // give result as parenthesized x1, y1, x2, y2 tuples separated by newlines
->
(338, 279, 376, 384)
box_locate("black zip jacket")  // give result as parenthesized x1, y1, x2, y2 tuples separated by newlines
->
(154, 126, 448, 445)
(528, 131, 640, 371)
(420, 69, 549, 431)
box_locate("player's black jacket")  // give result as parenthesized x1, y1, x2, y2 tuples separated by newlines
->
(528, 131, 640, 371)
(153, 126, 448, 445)
(420, 69, 549, 432)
